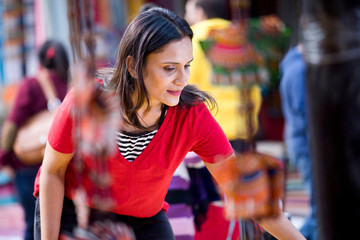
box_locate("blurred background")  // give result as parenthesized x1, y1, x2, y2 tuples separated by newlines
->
(0, 0, 308, 239)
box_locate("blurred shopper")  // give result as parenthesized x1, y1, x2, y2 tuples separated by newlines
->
(0, 40, 69, 240)
(184, 0, 263, 239)
(279, 44, 319, 240)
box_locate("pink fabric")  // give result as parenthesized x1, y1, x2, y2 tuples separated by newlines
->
(34, 0, 46, 48)
(0, 204, 25, 237)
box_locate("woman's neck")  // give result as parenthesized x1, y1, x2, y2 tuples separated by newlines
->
(138, 103, 163, 127)
(121, 102, 164, 133)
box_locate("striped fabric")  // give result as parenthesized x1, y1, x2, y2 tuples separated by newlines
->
(116, 130, 157, 162)
(166, 161, 196, 240)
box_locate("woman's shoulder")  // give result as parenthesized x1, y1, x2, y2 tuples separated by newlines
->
(15, 76, 40, 96)
(20, 76, 38, 87)
(174, 102, 207, 111)
(172, 102, 210, 119)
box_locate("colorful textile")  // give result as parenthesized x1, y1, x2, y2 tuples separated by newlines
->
(166, 161, 196, 240)
(189, 18, 262, 141)
(166, 152, 215, 240)
(211, 151, 284, 219)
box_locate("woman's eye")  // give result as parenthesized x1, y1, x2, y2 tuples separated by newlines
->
(164, 66, 175, 71)
(185, 64, 191, 69)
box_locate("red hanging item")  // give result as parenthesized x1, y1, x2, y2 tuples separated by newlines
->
(62, 1, 134, 239)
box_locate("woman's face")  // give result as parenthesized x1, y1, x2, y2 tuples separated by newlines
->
(143, 37, 193, 108)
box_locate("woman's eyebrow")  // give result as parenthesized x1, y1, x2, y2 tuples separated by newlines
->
(162, 58, 194, 64)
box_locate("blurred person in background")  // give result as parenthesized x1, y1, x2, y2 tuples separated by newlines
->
(279, 44, 319, 240)
(184, 0, 263, 239)
(138, 2, 159, 13)
(0, 40, 69, 240)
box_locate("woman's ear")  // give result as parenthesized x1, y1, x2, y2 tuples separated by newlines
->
(126, 56, 137, 79)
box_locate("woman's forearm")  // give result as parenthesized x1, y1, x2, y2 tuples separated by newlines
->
(257, 213, 306, 240)
(39, 143, 73, 240)
(39, 171, 65, 240)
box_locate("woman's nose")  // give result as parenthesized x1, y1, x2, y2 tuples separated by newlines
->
(175, 70, 188, 86)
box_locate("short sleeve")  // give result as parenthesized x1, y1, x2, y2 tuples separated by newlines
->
(190, 104, 233, 163)
(48, 89, 75, 153)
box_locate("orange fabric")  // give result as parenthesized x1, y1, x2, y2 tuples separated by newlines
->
(2, 84, 20, 107)
(211, 151, 284, 219)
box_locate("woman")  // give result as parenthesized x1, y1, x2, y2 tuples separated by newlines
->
(0, 40, 69, 240)
(34, 8, 304, 240)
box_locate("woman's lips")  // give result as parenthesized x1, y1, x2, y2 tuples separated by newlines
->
(167, 90, 182, 96)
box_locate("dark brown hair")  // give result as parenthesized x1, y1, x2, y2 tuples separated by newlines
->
(38, 40, 70, 82)
(106, 7, 216, 130)
(194, 0, 230, 20)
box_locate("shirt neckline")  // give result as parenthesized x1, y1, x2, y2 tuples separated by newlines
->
(116, 105, 173, 168)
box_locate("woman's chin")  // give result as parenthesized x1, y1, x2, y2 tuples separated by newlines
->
(163, 98, 180, 107)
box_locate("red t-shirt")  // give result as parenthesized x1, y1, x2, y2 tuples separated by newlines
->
(34, 89, 233, 217)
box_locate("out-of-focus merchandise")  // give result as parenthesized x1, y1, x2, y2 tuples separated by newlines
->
(249, 15, 291, 87)
(199, 0, 289, 222)
(200, 15, 290, 89)
(0, 0, 25, 85)
(200, 23, 265, 86)
(212, 152, 284, 220)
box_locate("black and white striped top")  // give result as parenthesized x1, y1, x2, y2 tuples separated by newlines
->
(116, 105, 168, 162)
(116, 130, 157, 162)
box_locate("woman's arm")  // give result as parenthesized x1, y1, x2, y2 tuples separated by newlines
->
(39, 142, 73, 240)
(204, 157, 305, 240)
(256, 213, 305, 240)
